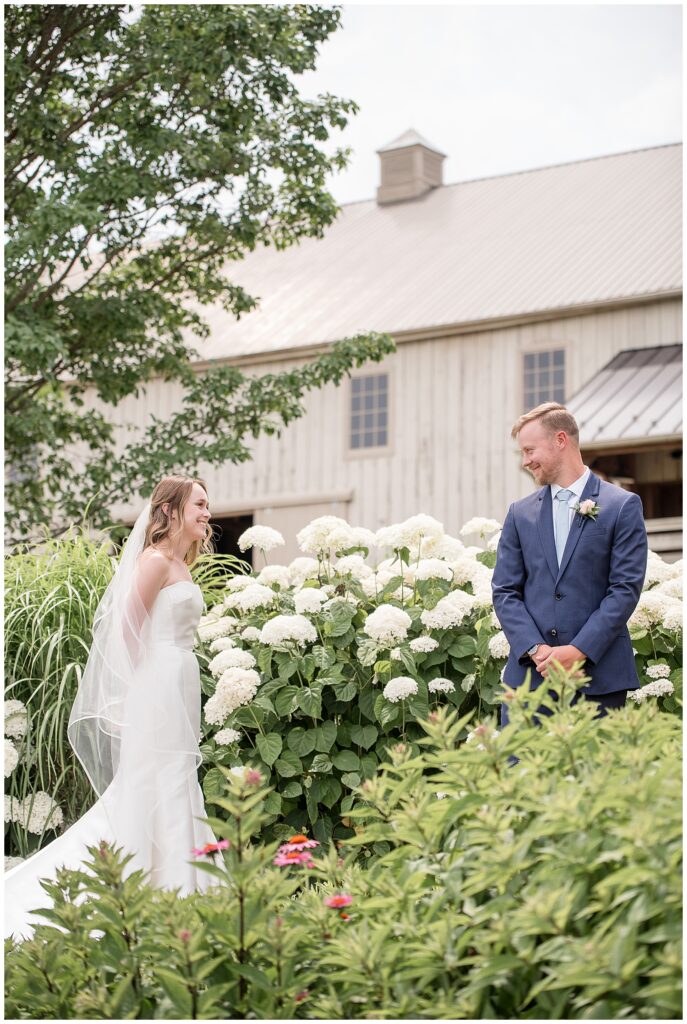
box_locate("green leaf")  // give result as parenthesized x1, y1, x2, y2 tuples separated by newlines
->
(340, 771, 361, 788)
(203, 767, 226, 801)
(332, 749, 360, 772)
(297, 687, 322, 719)
(330, 679, 357, 702)
(349, 723, 378, 749)
(312, 776, 341, 809)
(275, 750, 302, 778)
(286, 727, 317, 757)
(356, 638, 381, 667)
(274, 686, 298, 716)
(315, 720, 338, 751)
(263, 790, 282, 816)
(281, 780, 302, 799)
(448, 635, 477, 658)
(374, 692, 400, 727)
(309, 753, 333, 774)
(256, 732, 282, 766)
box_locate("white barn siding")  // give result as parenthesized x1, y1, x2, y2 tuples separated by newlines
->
(102, 297, 681, 552)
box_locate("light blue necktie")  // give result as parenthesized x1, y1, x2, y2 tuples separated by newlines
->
(554, 489, 573, 566)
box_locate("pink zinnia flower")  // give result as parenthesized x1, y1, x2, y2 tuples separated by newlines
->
(191, 839, 230, 857)
(279, 833, 319, 852)
(273, 850, 315, 867)
(323, 893, 353, 909)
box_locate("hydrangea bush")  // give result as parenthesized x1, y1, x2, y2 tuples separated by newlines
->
(196, 514, 683, 846)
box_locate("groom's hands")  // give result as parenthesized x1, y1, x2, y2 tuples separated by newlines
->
(537, 644, 587, 677)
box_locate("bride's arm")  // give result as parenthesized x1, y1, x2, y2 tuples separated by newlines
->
(124, 551, 169, 663)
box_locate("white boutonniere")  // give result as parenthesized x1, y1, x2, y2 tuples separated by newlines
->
(575, 499, 600, 521)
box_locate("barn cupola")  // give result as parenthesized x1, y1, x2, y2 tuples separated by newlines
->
(376, 128, 446, 205)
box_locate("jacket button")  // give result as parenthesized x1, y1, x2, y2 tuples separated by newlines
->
(555, 592, 562, 600)
(550, 628, 558, 637)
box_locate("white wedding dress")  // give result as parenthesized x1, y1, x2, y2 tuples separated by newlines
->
(5, 581, 218, 941)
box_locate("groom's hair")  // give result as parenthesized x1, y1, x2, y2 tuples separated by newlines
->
(511, 402, 580, 443)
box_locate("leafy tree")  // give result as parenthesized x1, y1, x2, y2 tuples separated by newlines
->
(4, 3, 394, 541)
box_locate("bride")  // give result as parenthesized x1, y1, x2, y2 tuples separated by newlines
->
(5, 476, 221, 940)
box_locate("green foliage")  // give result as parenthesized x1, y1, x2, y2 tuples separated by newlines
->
(4, 532, 245, 855)
(5, 3, 394, 539)
(5, 671, 682, 1020)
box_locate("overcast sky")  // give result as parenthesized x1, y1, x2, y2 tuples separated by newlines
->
(297, 2, 682, 205)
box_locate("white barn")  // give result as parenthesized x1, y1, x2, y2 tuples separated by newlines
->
(108, 133, 682, 562)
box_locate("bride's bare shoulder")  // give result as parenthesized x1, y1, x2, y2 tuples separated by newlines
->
(137, 547, 171, 581)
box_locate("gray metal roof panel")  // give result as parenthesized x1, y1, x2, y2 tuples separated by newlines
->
(568, 345, 682, 445)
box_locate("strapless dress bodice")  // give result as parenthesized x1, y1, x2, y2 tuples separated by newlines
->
(148, 581, 203, 652)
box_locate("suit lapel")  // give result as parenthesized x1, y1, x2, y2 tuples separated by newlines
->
(536, 487, 559, 582)
(556, 472, 602, 581)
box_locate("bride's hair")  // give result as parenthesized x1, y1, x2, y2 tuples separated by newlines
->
(143, 475, 213, 565)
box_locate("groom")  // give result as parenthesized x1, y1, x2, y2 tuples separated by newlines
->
(492, 402, 648, 724)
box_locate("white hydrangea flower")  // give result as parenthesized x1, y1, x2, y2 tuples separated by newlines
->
(20, 792, 64, 834)
(214, 727, 242, 745)
(390, 648, 403, 661)
(646, 663, 671, 680)
(326, 525, 374, 553)
(225, 574, 254, 592)
(297, 516, 351, 555)
(224, 584, 278, 614)
(335, 554, 374, 579)
(383, 676, 418, 703)
(205, 670, 260, 725)
(363, 604, 412, 646)
(259, 614, 318, 647)
(288, 556, 321, 586)
(197, 616, 238, 643)
(294, 588, 328, 615)
(256, 565, 292, 589)
(241, 626, 262, 642)
(4, 700, 28, 740)
(488, 631, 511, 660)
(662, 604, 683, 633)
(461, 673, 476, 692)
(238, 525, 285, 553)
(428, 677, 454, 693)
(629, 679, 675, 703)
(460, 517, 502, 540)
(209, 648, 257, 677)
(410, 636, 439, 653)
(322, 594, 360, 610)
(656, 577, 682, 600)
(421, 590, 478, 630)
(5, 856, 24, 871)
(424, 534, 466, 561)
(376, 514, 444, 553)
(209, 636, 237, 653)
(5, 739, 19, 778)
(415, 559, 453, 582)
(629, 591, 681, 630)
(5, 795, 19, 824)
(643, 549, 675, 588)
(487, 530, 502, 552)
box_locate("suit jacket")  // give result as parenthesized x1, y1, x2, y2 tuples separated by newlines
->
(491, 472, 648, 695)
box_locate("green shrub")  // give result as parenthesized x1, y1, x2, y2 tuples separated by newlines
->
(5, 667, 681, 1020)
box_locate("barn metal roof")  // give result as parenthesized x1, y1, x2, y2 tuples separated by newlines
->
(193, 143, 682, 362)
(568, 345, 682, 448)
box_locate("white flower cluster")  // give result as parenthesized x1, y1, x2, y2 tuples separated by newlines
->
(629, 679, 675, 703)
(409, 636, 439, 654)
(241, 626, 262, 642)
(390, 648, 403, 661)
(629, 590, 683, 631)
(238, 525, 285, 553)
(335, 554, 374, 580)
(197, 616, 238, 643)
(363, 604, 412, 646)
(420, 590, 478, 630)
(327, 525, 377, 552)
(383, 676, 418, 702)
(488, 631, 511, 660)
(225, 574, 254, 591)
(259, 614, 317, 648)
(256, 565, 292, 589)
(294, 588, 328, 615)
(297, 516, 352, 555)
(460, 517, 502, 540)
(214, 727, 242, 745)
(224, 584, 278, 614)
(487, 531, 502, 552)
(209, 636, 237, 653)
(288, 557, 320, 585)
(4, 700, 28, 740)
(5, 739, 19, 778)
(643, 550, 679, 588)
(204, 668, 261, 725)
(5, 792, 63, 834)
(414, 559, 454, 582)
(5, 856, 24, 872)
(208, 648, 257, 678)
(428, 677, 454, 693)
(376, 514, 445, 555)
(646, 663, 671, 680)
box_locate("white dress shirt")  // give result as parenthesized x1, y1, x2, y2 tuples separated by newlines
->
(550, 466, 591, 530)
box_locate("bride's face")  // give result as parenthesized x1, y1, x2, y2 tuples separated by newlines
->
(182, 483, 211, 541)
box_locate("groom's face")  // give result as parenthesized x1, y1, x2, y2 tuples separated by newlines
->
(518, 421, 562, 485)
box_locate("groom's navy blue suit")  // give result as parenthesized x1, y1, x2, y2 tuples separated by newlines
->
(492, 471, 647, 715)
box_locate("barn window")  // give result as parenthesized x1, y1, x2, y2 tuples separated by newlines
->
(523, 349, 565, 410)
(350, 373, 389, 450)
